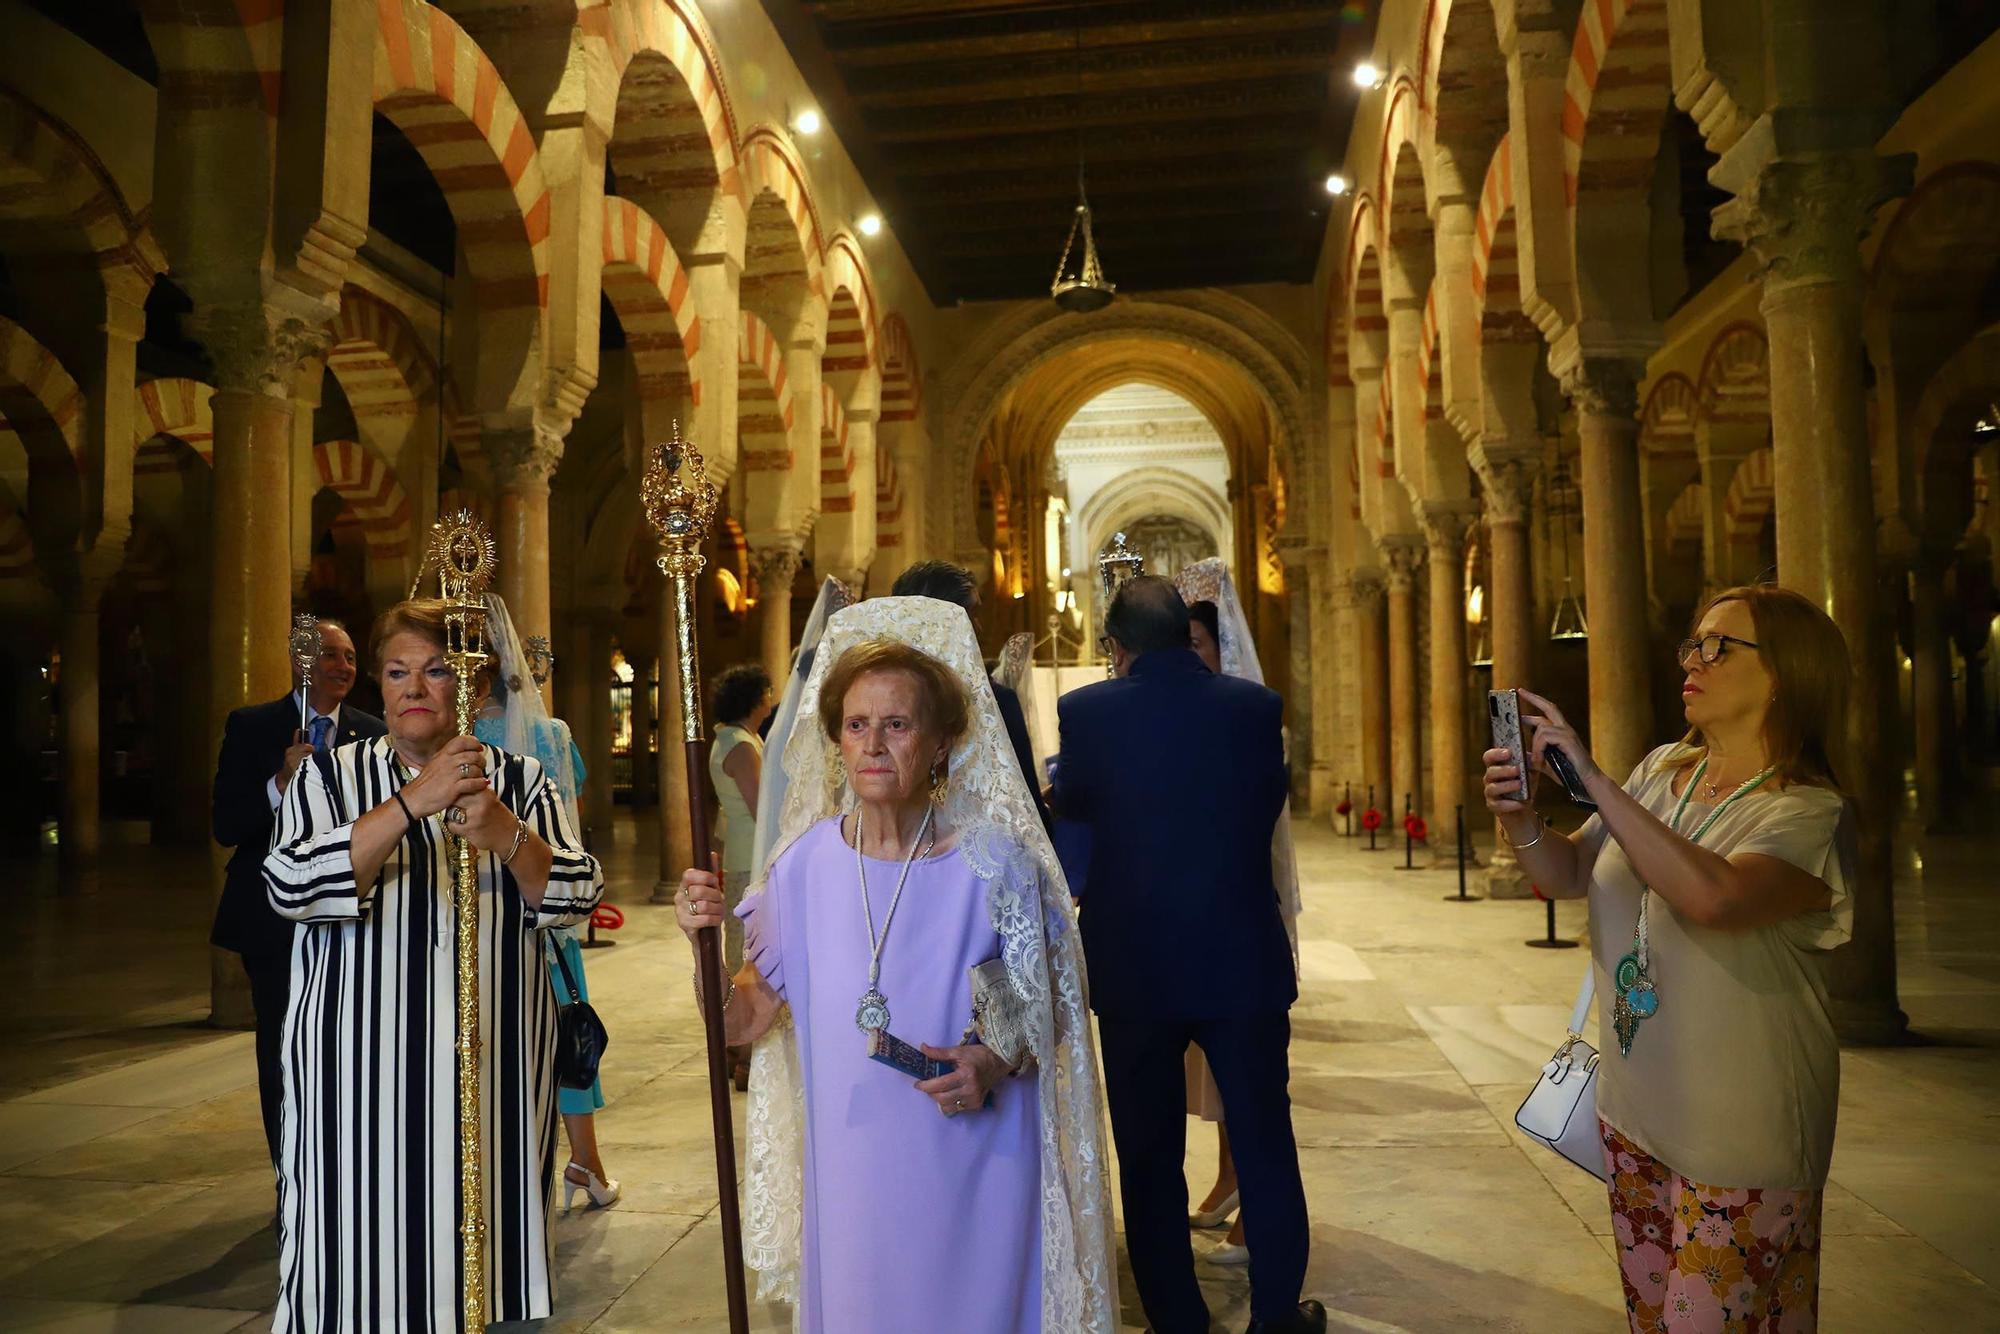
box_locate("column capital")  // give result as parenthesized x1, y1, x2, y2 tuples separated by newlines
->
(1711, 118, 1914, 295)
(1377, 534, 1426, 591)
(1470, 443, 1540, 525)
(1347, 568, 1387, 609)
(1419, 502, 1479, 559)
(749, 542, 804, 591)
(194, 304, 335, 398)
(487, 419, 566, 492)
(1559, 357, 1644, 420)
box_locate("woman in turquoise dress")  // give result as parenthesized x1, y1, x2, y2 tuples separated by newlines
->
(475, 594, 619, 1211)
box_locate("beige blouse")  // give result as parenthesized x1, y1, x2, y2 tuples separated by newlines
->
(1576, 744, 1854, 1190)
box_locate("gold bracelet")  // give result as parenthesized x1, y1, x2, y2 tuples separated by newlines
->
(1510, 823, 1545, 851)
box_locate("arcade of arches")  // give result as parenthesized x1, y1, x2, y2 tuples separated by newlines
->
(6, 0, 2000, 1325)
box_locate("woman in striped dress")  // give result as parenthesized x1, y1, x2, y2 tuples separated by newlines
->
(263, 599, 604, 1331)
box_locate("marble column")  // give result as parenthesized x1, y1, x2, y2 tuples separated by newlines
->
(1282, 551, 1315, 809)
(1564, 361, 1654, 782)
(651, 580, 694, 902)
(201, 308, 324, 1027)
(1474, 449, 1540, 895)
(1715, 141, 1915, 1041)
(584, 613, 617, 839)
(751, 543, 803, 689)
(57, 584, 103, 863)
(1422, 506, 1477, 846)
(1354, 571, 1391, 822)
(488, 420, 564, 706)
(1910, 554, 1956, 830)
(1307, 562, 1337, 814)
(627, 644, 657, 811)
(1380, 536, 1425, 823)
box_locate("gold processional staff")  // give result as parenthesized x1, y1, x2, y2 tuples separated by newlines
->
(642, 426, 751, 1333)
(419, 510, 498, 1330)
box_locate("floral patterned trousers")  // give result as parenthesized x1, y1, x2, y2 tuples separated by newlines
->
(1600, 1119, 1822, 1333)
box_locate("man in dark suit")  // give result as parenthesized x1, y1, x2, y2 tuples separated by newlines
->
(888, 559, 1051, 831)
(1052, 577, 1322, 1334)
(211, 618, 385, 1168)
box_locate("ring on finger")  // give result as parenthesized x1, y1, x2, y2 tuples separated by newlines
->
(446, 805, 467, 825)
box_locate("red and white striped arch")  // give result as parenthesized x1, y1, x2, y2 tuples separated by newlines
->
(1662, 481, 1705, 558)
(737, 310, 793, 474)
(133, 379, 215, 474)
(1695, 323, 1770, 423)
(818, 383, 854, 514)
(739, 128, 825, 302)
(601, 198, 703, 411)
(1639, 372, 1697, 460)
(313, 438, 413, 560)
(328, 285, 435, 435)
(1470, 133, 1514, 311)
(875, 439, 903, 554)
(879, 313, 923, 423)
(580, 0, 742, 204)
(1561, 0, 1672, 207)
(823, 234, 878, 392)
(1721, 447, 1775, 544)
(0, 315, 84, 472)
(373, 0, 552, 312)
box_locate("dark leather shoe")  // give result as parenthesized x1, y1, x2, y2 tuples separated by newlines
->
(1244, 1299, 1327, 1334)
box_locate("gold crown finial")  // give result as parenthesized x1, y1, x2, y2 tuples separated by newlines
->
(643, 421, 719, 579)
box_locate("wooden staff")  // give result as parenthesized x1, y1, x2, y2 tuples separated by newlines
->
(642, 429, 749, 1333)
(424, 511, 498, 1331)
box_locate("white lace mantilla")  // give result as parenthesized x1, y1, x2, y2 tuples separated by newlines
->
(741, 597, 1117, 1332)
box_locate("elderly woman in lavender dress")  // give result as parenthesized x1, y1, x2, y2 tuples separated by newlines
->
(674, 598, 1116, 1333)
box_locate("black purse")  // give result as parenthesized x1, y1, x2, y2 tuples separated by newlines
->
(548, 937, 609, 1091)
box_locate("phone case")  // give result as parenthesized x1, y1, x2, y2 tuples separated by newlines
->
(1488, 689, 1530, 801)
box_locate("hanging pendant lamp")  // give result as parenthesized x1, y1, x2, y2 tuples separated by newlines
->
(1548, 455, 1589, 642)
(1050, 6, 1113, 313)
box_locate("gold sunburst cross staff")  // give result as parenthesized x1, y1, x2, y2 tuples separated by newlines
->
(423, 510, 498, 1331)
(642, 427, 750, 1334)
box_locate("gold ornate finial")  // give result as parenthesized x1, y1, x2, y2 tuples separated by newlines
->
(642, 421, 720, 578)
(289, 612, 322, 686)
(1097, 529, 1144, 595)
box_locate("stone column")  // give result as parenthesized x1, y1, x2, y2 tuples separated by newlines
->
(201, 308, 325, 1027)
(751, 543, 803, 689)
(626, 642, 657, 811)
(488, 420, 564, 704)
(57, 583, 103, 863)
(1281, 548, 1315, 808)
(1473, 447, 1539, 894)
(1909, 554, 1956, 830)
(651, 581, 694, 902)
(1380, 535, 1425, 823)
(1564, 360, 1654, 782)
(1421, 506, 1477, 844)
(1354, 571, 1391, 821)
(584, 612, 616, 839)
(1308, 562, 1337, 814)
(1715, 140, 1915, 1041)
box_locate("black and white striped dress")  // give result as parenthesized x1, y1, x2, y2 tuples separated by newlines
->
(263, 736, 603, 1332)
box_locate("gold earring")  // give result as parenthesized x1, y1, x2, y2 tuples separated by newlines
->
(929, 762, 949, 804)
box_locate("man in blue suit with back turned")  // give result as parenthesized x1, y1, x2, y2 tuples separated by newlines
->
(1052, 576, 1322, 1334)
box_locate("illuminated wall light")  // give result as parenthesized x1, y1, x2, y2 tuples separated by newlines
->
(793, 108, 821, 136)
(858, 213, 882, 236)
(1324, 173, 1349, 196)
(1352, 62, 1383, 90)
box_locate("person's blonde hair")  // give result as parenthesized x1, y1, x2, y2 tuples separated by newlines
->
(817, 639, 970, 749)
(1669, 584, 1850, 791)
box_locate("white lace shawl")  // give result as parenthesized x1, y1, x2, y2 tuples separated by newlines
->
(993, 630, 1044, 778)
(740, 597, 1117, 1332)
(1174, 559, 1305, 943)
(752, 577, 852, 877)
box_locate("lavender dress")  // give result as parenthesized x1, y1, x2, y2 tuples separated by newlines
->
(738, 817, 1043, 1333)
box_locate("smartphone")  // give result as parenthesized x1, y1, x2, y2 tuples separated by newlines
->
(1487, 689, 1530, 802)
(1546, 745, 1598, 811)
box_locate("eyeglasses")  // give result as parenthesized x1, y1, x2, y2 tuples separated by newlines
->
(1096, 635, 1113, 657)
(1676, 633, 1760, 667)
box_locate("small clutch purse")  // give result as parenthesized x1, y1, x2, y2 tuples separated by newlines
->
(967, 959, 1032, 1069)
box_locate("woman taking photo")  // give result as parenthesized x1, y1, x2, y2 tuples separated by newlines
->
(264, 599, 604, 1331)
(1482, 585, 1853, 1334)
(674, 597, 1116, 1333)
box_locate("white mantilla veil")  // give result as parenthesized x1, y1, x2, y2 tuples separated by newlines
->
(1173, 559, 1305, 945)
(750, 576, 853, 876)
(741, 597, 1116, 1332)
(993, 629, 1044, 777)
(481, 592, 582, 825)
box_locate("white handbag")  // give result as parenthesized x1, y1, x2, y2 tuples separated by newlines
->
(1514, 967, 1610, 1182)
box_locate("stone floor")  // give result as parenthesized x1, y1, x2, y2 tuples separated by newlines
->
(2, 807, 1996, 1333)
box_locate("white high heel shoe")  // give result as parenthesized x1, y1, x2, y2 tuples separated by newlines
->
(1189, 1189, 1239, 1229)
(563, 1162, 621, 1211)
(1204, 1242, 1251, 1267)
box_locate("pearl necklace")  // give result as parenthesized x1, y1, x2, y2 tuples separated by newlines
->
(852, 804, 937, 1035)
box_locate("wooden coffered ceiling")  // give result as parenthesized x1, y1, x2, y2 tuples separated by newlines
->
(765, 0, 1378, 305)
